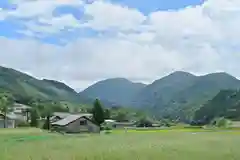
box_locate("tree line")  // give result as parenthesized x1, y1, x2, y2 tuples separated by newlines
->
(0, 90, 137, 129)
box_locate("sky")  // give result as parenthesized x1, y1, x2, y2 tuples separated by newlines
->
(0, 0, 240, 91)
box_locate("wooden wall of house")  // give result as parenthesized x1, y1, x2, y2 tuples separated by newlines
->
(64, 117, 100, 133)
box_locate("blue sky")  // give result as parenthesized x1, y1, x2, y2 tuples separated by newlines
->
(111, 0, 203, 13)
(0, 0, 204, 44)
(0, 0, 240, 90)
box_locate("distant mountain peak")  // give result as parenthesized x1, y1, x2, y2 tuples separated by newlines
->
(151, 71, 196, 85)
(199, 72, 239, 82)
(168, 71, 196, 77)
(80, 77, 146, 106)
(203, 72, 236, 77)
(100, 78, 132, 83)
(42, 79, 76, 93)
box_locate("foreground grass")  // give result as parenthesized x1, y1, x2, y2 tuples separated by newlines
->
(0, 128, 240, 160)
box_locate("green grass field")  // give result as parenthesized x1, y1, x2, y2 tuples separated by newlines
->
(0, 128, 240, 160)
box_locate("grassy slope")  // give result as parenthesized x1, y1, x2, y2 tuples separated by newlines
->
(0, 128, 239, 160)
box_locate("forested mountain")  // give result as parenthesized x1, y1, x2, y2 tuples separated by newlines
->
(194, 90, 240, 122)
(131, 71, 197, 108)
(80, 78, 146, 106)
(80, 71, 240, 120)
(0, 66, 88, 103)
(147, 72, 240, 120)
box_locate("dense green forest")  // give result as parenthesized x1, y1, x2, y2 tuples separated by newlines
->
(194, 90, 240, 122)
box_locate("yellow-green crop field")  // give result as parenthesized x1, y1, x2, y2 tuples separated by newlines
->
(0, 128, 239, 160)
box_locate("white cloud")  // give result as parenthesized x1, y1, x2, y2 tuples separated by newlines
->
(83, 1, 146, 31)
(6, 0, 83, 18)
(1, 0, 240, 90)
(24, 14, 82, 34)
(0, 0, 85, 36)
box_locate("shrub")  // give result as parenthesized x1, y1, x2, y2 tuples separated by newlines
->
(16, 120, 30, 127)
(104, 126, 112, 134)
(136, 118, 153, 127)
(212, 117, 232, 128)
(104, 126, 112, 131)
(42, 116, 51, 130)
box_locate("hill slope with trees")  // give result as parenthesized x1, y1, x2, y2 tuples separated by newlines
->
(194, 90, 240, 122)
(0, 66, 90, 104)
(1, 65, 240, 122)
(81, 71, 240, 120)
(80, 78, 146, 106)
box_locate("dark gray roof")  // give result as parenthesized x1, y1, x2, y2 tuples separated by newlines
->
(53, 112, 71, 119)
(53, 112, 92, 118)
(51, 115, 83, 126)
(51, 113, 93, 126)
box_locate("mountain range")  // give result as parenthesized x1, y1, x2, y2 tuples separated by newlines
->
(80, 71, 240, 120)
(1, 65, 240, 120)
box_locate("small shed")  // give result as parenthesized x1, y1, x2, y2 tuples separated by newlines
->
(103, 119, 117, 129)
(51, 114, 100, 133)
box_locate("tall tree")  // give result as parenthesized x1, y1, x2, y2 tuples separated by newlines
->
(32, 101, 53, 130)
(114, 111, 128, 122)
(92, 99, 105, 125)
(42, 105, 53, 130)
(30, 108, 39, 127)
(104, 109, 111, 119)
(0, 93, 14, 128)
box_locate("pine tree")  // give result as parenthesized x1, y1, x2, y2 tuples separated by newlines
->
(92, 99, 105, 125)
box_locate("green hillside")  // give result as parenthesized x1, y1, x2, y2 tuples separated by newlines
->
(194, 89, 240, 122)
(1, 65, 240, 122)
(150, 72, 240, 120)
(80, 71, 240, 121)
(0, 66, 86, 103)
(131, 71, 197, 108)
(80, 78, 146, 106)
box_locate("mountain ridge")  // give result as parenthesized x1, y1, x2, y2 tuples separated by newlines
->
(1, 65, 240, 121)
(80, 71, 240, 120)
(0, 66, 87, 103)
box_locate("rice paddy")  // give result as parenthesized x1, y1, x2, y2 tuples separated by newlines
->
(0, 128, 239, 160)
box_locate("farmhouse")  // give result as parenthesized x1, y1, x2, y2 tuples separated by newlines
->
(0, 113, 24, 128)
(51, 114, 100, 133)
(11, 103, 31, 121)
